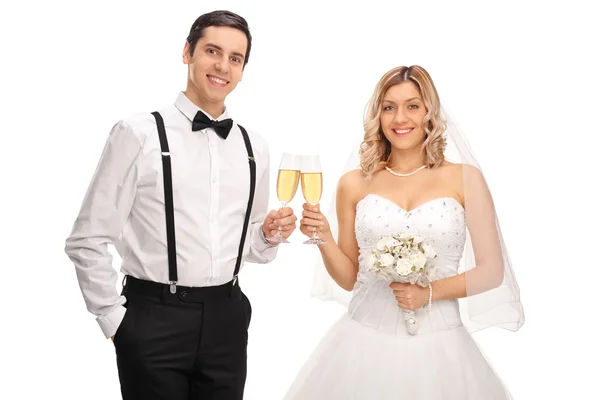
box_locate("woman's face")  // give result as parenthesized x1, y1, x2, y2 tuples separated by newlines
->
(379, 82, 428, 151)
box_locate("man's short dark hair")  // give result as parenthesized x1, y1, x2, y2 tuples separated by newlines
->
(186, 10, 252, 67)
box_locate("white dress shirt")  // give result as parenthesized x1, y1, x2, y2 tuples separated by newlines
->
(65, 92, 278, 339)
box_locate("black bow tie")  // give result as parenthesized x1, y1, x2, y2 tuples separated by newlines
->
(192, 110, 233, 139)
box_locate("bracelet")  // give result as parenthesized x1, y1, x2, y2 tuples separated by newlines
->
(427, 284, 433, 312)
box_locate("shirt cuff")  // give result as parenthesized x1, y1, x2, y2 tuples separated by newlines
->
(257, 224, 279, 249)
(96, 304, 127, 339)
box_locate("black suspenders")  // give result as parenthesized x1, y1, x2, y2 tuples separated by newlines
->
(151, 111, 256, 293)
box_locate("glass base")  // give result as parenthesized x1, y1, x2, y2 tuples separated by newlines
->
(303, 237, 325, 245)
(266, 229, 289, 244)
(267, 236, 290, 244)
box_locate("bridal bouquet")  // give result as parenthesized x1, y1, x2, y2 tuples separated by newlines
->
(367, 233, 438, 335)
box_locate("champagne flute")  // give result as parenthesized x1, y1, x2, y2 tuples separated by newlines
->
(300, 154, 325, 245)
(267, 153, 301, 243)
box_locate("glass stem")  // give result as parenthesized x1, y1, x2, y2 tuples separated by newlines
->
(276, 201, 287, 239)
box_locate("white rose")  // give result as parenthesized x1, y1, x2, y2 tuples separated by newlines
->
(385, 238, 401, 250)
(376, 236, 393, 251)
(421, 243, 436, 259)
(395, 258, 413, 276)
(379, 253, 396, 267)
(412, 235, 424, 244)
(411, 252, 427, 269)
(397, 233, 411, 242)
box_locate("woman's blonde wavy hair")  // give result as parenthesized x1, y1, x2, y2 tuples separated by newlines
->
(360, 65, 447, 176)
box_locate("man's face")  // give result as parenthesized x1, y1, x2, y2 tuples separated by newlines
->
(184, 26, 247, 108)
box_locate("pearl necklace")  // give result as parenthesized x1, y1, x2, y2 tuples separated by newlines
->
(385, 165, 427, 177)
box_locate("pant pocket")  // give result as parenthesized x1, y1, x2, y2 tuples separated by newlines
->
(113, 301, 134, 344)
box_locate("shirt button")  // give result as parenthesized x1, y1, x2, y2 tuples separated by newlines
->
(212, 178, 217, 183)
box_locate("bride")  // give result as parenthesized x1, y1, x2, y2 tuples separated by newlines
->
(284, 65, 524, 399)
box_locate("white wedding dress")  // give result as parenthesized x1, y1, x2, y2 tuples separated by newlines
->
(284, 194, 513, 399)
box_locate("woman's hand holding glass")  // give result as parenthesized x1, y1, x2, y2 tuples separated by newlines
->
(300, 155, 326, 245)
(299, 202, 331, 244)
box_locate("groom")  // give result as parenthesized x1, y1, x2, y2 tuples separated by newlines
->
(64, 10, 297, 400)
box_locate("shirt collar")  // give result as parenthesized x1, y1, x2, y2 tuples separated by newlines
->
(174, 91, 229, 123)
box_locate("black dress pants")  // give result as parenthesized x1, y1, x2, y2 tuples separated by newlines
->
(113, 276, 252, 400)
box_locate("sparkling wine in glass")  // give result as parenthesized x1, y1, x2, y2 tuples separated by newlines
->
(301, 155, 325, 245)
(267, 153, 301, 243)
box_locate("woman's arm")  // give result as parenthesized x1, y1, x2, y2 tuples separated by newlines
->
(432, 164, 505, 298)
(300, 170, 362, 291)
(393, 164, 505, 308)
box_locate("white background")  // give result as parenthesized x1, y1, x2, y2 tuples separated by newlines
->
(1, 0, 598, 398)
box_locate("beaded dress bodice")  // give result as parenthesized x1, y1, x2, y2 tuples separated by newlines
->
(348, 194, 467, 336)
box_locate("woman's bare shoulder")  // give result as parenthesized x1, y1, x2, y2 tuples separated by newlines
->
(337, 168, 369, 205)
